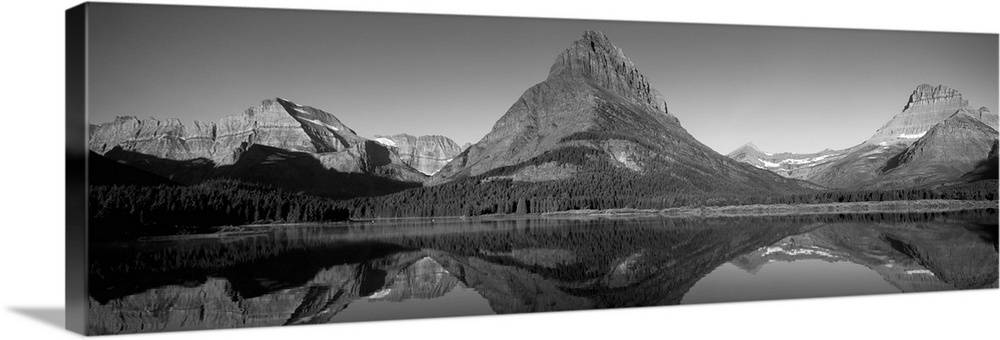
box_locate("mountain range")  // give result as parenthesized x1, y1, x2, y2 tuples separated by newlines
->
(88, 30, 997, 216)
(372, 134, 468, 175)
(89, 99, 464, 198)
(727, 84, 998, 189)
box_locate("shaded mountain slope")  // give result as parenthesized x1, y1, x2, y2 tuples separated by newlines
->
(87, 151, 179, 187)
(958, 140, 999, 182)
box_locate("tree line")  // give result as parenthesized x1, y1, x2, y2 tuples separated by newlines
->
(89, 161, 997, 234)
(334, 173, 997, 219)
(89, 179, 349, 239)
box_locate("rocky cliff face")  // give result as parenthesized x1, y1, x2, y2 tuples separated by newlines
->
(430, 30, 807, 195)
(89, 98, 426, 198)
(866, 84, 975, 146)
(90, 98, 367, 165)
(547, 30, 670, 115)
(373, 134, 464, 175)
(89, 116, 217, 162)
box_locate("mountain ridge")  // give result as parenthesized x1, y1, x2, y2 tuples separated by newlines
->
(89, 97, 427, 198)
(728, 84, 998, 189)
(372, 133, 465, 175)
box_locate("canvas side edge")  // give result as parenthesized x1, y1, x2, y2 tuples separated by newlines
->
(65, 2, 89, 336)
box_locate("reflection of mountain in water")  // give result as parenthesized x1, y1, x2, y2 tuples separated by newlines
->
(87, 212, 998, 335)
(367, 257, 461, 301)
(730, 225, 963, 292)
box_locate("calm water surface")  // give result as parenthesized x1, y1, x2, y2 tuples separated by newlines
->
(88, 211, 998, 335)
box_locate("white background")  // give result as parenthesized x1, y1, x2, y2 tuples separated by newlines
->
(1, 0, 997, 339)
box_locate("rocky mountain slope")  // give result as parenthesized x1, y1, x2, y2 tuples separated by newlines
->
(876, 113, 999, 188)
(373, 134, 465, 175)
(429, 30, 808, 195)
(729, 84, 998, 189)
(868, 85, 996, 145)
(89, 98, 426, 198)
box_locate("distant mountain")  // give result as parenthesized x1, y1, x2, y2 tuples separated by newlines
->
(373, 134, 464, 175)
(876, 113, 999, 188)
(729, 84, 998, 189)
(428, 30, 807, 195)
(89, 98, 426, 198)
(868, 85, 996, 145)
(726, 143, 843, 182)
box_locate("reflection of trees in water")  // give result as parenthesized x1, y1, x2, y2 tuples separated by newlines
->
(88, 211, 998, 334)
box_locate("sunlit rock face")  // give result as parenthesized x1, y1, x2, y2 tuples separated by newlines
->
(88, 116, 217, 162)
(867, 84, 975, 146)
(546, 30, 670, 115)
(90, 98, 367, 166)
(373, 134, 465, 175)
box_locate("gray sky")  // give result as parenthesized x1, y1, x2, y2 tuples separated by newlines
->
(87, 3, 997, 153)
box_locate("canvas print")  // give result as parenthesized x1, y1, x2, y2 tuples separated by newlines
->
(67, 2, 999, 336)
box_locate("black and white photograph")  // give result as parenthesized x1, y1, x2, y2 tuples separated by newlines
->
(3, 1, 1000, 339)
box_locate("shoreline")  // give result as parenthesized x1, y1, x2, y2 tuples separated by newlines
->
(540, 200, 999, 218)
(125, 199, 997, 242)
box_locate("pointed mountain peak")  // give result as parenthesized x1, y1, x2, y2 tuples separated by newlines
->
(548, 30, 631, 79)
(727, 142, 765, 158)
(579, 30, 617, 52)
(741, 142, 761, 151)
(547, 30, 669, 114)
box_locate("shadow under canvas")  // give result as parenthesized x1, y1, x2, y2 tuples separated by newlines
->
(9, 307, 65, 330)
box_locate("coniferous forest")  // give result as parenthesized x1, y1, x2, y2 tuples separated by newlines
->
(89, 171, 997, 237)
(89, 180, 349, 239)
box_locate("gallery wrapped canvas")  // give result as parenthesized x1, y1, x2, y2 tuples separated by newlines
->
(66, 1, 998, 336)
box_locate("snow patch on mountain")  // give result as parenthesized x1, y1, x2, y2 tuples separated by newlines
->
(761, 160, 781, 168)
(299, 118, 340, 131)
(374, 137, 396, 147)
(758, 153, 841, 168)
(898, 131, 927, 139)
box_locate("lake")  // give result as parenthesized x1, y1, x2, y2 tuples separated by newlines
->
(87, 210, 999, 335)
